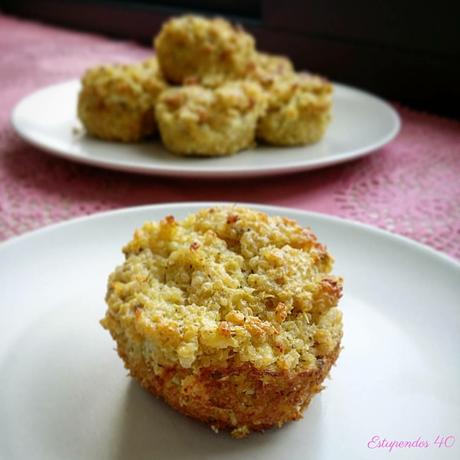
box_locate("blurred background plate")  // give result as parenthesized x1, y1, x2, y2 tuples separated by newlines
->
(11, 80, 400, 178)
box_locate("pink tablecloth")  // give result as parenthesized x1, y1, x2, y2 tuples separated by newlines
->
(1, 14, 459, 259)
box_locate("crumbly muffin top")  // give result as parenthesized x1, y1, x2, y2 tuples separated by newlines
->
(245, 52, 294, 87)
(103, 207, 342, 373)
(156, 81, 267, 127)
(154, 15, 256, 86)
(80, 57, 167, 111)
(265, 73, 333, 113)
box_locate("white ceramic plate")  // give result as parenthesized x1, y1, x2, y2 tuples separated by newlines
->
(11, 80, 400, 178)
(1, 202, 459, 460)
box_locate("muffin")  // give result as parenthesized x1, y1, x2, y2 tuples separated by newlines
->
(154, 15, 256, 87)
(155, 81, 267, 156)
(257, 73, 333, 146)
(101, 206, 343, 437)
(246, 51, 294, 88)
(77, 57, 167, 142)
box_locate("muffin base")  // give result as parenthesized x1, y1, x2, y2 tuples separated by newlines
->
(77, 100, 156, 142)
(257, 112, 331, 146)
(157, 120, 257, 156)
(116, 341, 341, 438)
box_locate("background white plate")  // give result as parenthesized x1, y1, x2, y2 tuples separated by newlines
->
(11, 81, 400, 178)
(1, 203, 459, 460)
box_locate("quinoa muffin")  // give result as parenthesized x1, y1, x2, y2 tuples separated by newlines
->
(154, 15, 256, 87)
(155, 81, 267, 156)
(257, 72, 333, 146)
(78, 57, 167, 142)
(101, 206, 343, 437)
(246, 51, 295, 88)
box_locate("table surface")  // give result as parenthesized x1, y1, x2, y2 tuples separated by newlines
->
(1, 14, 459, 260)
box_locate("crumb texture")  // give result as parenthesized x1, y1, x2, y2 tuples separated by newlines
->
(155, 15, 256, 87)
(155, 82, 267, 156)
(257, 73, 333, 146)
(78, 58, 167, 142)
(102, 207, 343, 436)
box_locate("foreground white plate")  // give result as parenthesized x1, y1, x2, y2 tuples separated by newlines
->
(1, 203, 459, 460)
(11, 80, 400, 178)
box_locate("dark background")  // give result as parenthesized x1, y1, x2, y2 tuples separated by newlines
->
(2, 0, 459, 117)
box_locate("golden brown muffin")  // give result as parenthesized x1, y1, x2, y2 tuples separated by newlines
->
(257, 72, 333, 146)
(101, 206, 343, 437)
(77, 57, 167, 142)
(154, 15, 256, 87)
(245, 51, 295, 87)
(155, 81, 267, 156)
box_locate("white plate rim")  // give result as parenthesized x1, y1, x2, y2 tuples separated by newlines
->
(11, 80, 401, 178)
(1, 202, 457, 273)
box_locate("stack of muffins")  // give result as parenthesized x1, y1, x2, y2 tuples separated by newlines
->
(78, 15, 333, 156)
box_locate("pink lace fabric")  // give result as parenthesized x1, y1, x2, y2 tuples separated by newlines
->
(1, 15, 459, 259)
